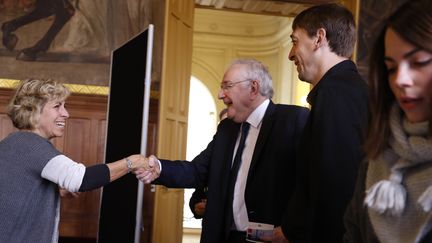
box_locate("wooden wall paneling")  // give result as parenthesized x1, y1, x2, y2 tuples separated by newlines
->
(57, 93, 108, 239)
(0, 114, 16, 140)
(0, 89, 16, 140)
(59, 118, 99, 238)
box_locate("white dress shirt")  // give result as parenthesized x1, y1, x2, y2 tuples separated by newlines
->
(232, 99, 269, 231)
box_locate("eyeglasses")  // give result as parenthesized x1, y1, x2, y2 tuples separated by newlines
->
(220, 79, 252, 91)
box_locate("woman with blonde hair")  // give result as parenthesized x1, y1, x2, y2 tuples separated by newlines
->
(0, 78, 146, 242)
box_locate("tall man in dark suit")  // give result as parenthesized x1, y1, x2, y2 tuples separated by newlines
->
(278, 3, 369, 243)
(137, 58, 309, 243)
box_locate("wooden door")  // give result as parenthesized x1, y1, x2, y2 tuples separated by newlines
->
(152, 0, 195, 242)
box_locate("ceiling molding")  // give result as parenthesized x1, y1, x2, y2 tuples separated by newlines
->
(195, 0, 336, 17)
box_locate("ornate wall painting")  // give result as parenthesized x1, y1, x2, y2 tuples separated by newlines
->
(0, 0, 151, 86)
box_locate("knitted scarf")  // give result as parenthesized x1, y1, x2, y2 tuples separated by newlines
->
(364, 104, 432, 242)
(365, 104, 432, 215)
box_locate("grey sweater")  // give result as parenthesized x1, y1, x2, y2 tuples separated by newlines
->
(0, 131, 61, 243)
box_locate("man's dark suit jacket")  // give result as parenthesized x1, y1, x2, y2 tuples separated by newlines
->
(154, 101, 309, 243)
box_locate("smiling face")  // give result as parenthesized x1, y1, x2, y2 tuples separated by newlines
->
(217, 64, 254, 123)
(288, 28, 319, 84)
(385, 27, 432, 123)
(33, 99, 69, 139)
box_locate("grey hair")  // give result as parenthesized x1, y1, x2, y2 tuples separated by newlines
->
(228, 58, 274, 98)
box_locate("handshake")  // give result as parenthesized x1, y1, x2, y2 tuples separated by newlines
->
(129, 154, 161, 184)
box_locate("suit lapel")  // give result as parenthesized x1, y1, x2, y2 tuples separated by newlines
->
(247, 101, 276, 181)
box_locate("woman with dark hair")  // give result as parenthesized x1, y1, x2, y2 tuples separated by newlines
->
(0, 78, 146, 242)
(344, 0, 432, 242)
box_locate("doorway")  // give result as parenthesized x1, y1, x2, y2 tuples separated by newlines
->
(183, 76, 218, 243)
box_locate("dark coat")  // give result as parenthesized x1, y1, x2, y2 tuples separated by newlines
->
(154, 101, 309, 243)
(343, 161, 380, 243)
(189, 187, 207, 219)
(282, 60, 369, 243)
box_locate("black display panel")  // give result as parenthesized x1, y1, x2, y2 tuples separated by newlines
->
(98, 26, 153, 243)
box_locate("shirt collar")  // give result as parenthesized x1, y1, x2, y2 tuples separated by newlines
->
(246, 99, 269, 129)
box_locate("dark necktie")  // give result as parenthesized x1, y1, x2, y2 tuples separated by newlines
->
(225, 122, 250, 234)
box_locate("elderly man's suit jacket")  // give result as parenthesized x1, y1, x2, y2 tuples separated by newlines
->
(154, 101, 309, 243)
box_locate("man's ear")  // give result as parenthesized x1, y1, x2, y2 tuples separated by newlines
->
(315, 28, 327, 48)
(250, 80, 260, 97)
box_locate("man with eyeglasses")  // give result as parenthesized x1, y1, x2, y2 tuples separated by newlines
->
(136, 58, 309, 243)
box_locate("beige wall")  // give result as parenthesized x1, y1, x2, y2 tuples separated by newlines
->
(192, 8, 310, 114)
